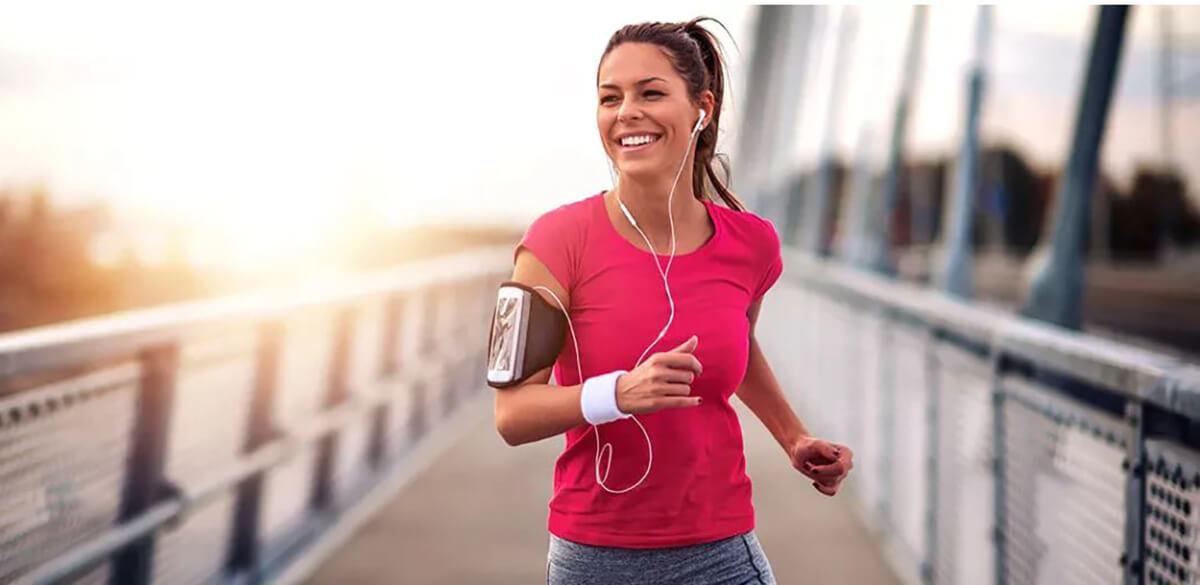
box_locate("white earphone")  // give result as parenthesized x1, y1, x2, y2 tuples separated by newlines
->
(618, 108, 706, 230)
(540, 106, 709, 494)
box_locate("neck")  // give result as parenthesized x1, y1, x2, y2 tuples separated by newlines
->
(613, 168, 704, 237)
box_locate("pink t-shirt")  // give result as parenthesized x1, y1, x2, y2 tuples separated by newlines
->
(516, 191, 783, 549)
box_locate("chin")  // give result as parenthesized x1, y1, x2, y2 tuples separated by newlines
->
(615, 158, 671, 181)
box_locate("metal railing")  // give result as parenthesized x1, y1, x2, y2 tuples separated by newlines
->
(6, 235, 1198, 585)
(0, 247, 510, 585)
(760, 247, 1200, 585)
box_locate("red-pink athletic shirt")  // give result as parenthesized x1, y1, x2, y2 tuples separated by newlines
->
(516, 191, 784, 549)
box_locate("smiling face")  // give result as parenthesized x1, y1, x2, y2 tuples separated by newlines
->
(596, 42, 712, 182)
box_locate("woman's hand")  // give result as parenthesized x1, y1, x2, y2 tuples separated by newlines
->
(789, 436, 854, 496)
(615, 335, 704, 415)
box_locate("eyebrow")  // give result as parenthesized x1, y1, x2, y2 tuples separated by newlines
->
(598, 76, 667, 90)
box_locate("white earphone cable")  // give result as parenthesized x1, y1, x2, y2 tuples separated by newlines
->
(623, 123, 695, 367)
(531, 115, 703, 494)
(533, 285, 653, 494)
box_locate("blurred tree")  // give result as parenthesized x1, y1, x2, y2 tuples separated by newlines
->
(976, 145, 1049, 255)
(0, 182, 522, 334)
(1108, 168, 1199, 260)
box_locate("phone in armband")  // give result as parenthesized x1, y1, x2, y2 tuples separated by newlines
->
(487, 285, 531, 386)
(484, 282, 567, 389)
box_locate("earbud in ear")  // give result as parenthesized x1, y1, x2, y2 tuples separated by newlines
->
(692, 109, 707, 134)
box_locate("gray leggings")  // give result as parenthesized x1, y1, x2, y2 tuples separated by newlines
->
(546, 531, 777, 585)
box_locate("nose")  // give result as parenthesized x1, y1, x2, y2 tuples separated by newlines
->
(617, 98, 643, 124)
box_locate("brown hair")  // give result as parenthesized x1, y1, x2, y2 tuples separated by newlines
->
(599, 17, 745, 212)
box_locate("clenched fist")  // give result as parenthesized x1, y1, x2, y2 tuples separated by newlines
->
(616, 335, 704, 415)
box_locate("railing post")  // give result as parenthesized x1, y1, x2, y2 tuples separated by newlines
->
(409, 286, 437, 441)
(735, 6, 815, 213)
(441, 282, 460, 416)
(368, 294, 403, 469)
(731, 5, 777, 209)
(228, 321, 283, 582)
(934, 6, 992, 299)
(867, 6, 928, 275)
(803, 6, 855, 256)
(1022, 6, 1129, 329)
(923, 329, 941, 585)
(111, 343, 180, 585)
(990, 356, 1008, 585)
(781, 175, 806, 247)
(1123, 399, 1146, 584)
(878, 318, 896, 527)
(837, 126, 878, 266)
(469, 277, 488, 397)
(311, 307, 355, 511)
(765, 7, 815, 217)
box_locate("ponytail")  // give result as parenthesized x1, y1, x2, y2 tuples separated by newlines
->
(680, 18, 745, 212)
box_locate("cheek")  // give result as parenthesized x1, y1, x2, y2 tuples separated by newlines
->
(596, 113, 614, 148)
(596, 106, 618, 127)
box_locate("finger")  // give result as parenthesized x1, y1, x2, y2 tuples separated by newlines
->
(809, 440, 840, 462)
(839, 448, 854, 470)
(655, 383, 693, 397)
(828, 445, 853, 471)
(653, 367, 695, 384)
(667, 335, 698, 354)
(812, 481, 838, 496)
(805, 461, 845, 478)
(796, 462, 837, 481)
(656, 352, 703, 374)
(655, 396, 703, 410)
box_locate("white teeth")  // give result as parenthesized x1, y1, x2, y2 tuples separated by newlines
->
(620, 135, 658, 147)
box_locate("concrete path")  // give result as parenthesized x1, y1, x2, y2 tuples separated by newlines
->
(302, 396, 902, 584)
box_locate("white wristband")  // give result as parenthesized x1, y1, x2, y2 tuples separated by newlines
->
(581, 370, 631, 425)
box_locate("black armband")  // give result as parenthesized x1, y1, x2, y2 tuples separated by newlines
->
(485, 281, 567, 388)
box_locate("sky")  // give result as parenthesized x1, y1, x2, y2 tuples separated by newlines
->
(1, 3, 1196, 269)
(788, 5, 1200, 198)
(0, 1, 754, 269)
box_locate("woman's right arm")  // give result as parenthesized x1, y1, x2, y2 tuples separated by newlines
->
(494, 249, 704, 446)
(493, 248, 587, 446)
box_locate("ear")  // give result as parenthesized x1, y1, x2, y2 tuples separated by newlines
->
(697, 91, 716, 130)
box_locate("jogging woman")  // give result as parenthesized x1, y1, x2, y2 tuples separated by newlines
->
(493, 17, 855, 585)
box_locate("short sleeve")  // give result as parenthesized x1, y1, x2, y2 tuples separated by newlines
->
(515, 205, 579, 292)
(751, 216, 783, 302)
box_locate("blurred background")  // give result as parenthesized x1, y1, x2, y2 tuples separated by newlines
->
(744, 4, 1200, 357)
(0, 1, 749, 331)
(1, 3, 1199, 585)
(2, 2, 1197, 358)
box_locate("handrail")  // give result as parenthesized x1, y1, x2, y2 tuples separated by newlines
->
(0, 246, 510, 382)
(783, 248, 1200, 417)
(0, 245, 508, 585)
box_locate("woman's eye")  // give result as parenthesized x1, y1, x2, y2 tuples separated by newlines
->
(600, 95, 618, 105)
(644, 90, 665, 99)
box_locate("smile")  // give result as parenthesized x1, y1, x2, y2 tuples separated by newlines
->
(617, 134, 661, 151)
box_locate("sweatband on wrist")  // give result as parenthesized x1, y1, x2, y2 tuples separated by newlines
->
(581, 370, 631, 425)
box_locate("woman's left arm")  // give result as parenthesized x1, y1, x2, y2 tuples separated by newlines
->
(735, 300, 810, 454)
(735, 299, 855, 496)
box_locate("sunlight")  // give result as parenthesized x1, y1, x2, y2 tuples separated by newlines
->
(0, 1, 751, 275)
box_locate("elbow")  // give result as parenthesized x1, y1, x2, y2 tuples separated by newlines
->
(494, 408, 526, 447)
(496, 423, 522, 447)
